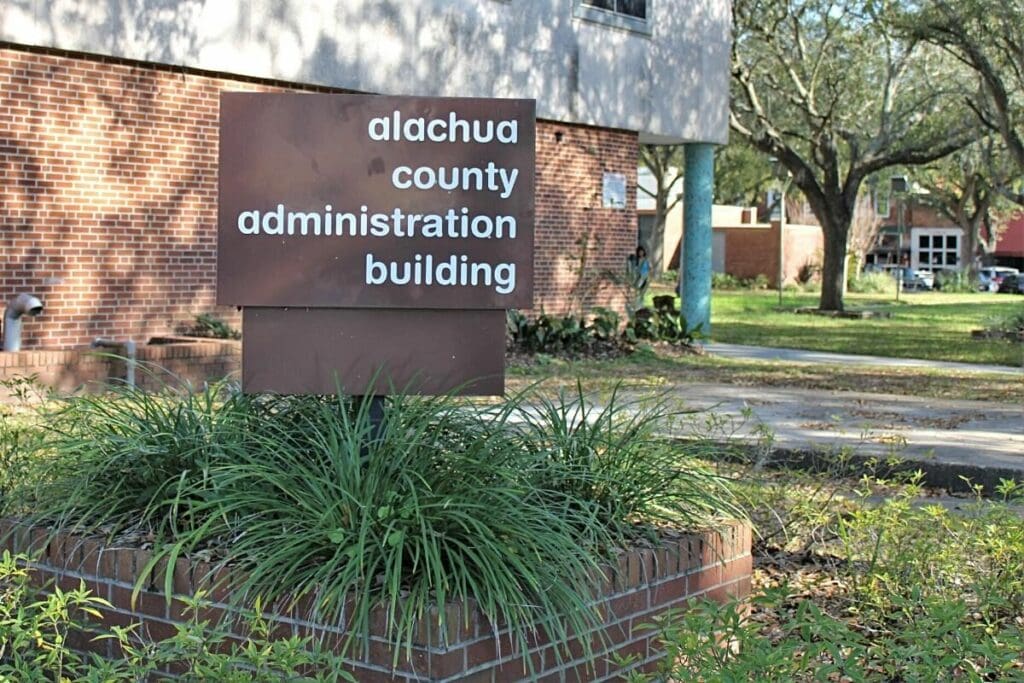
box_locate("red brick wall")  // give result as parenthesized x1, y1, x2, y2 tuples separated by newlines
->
(719, 225, 777, 283)
(533, 125, 637, 316)
(718, 222, 823, 286)
(2, 518, 751, 682)
(0, 45, 637, 350)
(782, 224, 824, 285)
(900, 203, 957, 230)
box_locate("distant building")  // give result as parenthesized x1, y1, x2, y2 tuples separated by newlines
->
(635, 178, 823, 287)
(992, 214, 1024, 270)
(866, 199, 965, 272)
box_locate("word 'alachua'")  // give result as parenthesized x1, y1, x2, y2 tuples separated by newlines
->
(368, 111, 519, 144)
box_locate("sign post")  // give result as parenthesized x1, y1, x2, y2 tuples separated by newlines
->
(217, 93, 535, 396)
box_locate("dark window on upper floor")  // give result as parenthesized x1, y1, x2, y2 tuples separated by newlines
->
(576, 0, 651, 34)
(581, 0, 647, 19)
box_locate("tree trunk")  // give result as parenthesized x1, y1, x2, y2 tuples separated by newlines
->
(650, 193, 668, 272)
(962, 218, 981, 275)
(819, 223, 849, 311)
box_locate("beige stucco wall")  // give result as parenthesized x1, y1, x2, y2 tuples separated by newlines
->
(1, 0, 732, 144)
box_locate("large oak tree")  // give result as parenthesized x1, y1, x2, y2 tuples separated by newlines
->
(731, 0, 977, 310)
(906, 0, 1024, 204)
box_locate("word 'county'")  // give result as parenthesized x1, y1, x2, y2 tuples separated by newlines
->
(368, 111, 518, 144)
(392, 163, 519, 199)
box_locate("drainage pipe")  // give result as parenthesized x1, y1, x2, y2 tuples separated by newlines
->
(3, 293, 44, 352)
(92, 338, 137, 389)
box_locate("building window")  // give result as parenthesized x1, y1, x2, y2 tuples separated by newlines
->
(582, 0, 646, 19)
(914, 230, 960, 270)
(874, 190, 890, 218)
(575, 0, 651, 34)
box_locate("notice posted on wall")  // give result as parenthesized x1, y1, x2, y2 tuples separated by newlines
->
(602, 172, 626, 209)
(217, 93, 535, 310)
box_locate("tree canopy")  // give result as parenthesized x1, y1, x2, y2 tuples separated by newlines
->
(904, 0, 1024, 204)
(730, 0, 977, 310)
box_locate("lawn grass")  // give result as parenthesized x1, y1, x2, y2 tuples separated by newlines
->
(508, 345, 1024, 404)
(701, 289, 1024, 366)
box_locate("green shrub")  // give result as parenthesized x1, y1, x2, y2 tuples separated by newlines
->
(712, 273, 770, 290)
(848, 270, 895, 293)
(506, 384, 742, 539)
(0, 550, 351, 681)
(934, 270, 977, 293)
(151, 392, 609, 664)
(711, 272, 743, 289)
(187, 313, 241, 340)
(623, 306, 699, 345)
(506, 310, 596, 354)
(635, 477, 1024, 681)
(507, 305, 700, 355)
(19, 380, 256, 534)
(983, 307, 1024, 335)
(589, 306, 621, 341)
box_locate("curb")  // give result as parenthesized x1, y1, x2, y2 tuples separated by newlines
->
(765, 446, 1024, 496)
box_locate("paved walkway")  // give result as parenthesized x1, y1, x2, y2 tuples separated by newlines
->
(703, 342, 1024, 376)
(666, 382, 1023, 473)
(656, 343, 1024, 487)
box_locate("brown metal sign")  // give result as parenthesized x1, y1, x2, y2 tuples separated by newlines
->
(242, 308, 505, 396)
(217, 93, 535, 309)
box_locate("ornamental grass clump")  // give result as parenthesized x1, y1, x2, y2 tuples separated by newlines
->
(4, 380, 739, 668)
(499, 383, 742, 540)
(155, 392, 611, 663)
(10, 379, 256, 534)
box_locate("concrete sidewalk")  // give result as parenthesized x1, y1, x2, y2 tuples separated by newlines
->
(703, 342, 1024, 376)
(665, 382, 1023, 476)
(644, 342, 1024, 489)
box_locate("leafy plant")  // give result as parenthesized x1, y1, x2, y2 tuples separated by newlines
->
(504, 383, 742, 540)
(711, 273, 770, 290)
(187, 313, 241, 340)
(0, 551, 351, 681)
(634, 471, 1024, 681)
(623, 307, 697, 345)
(589, 306, 621, 341)
(982, 307, 1024, 335)
(506, 309, 628, 356)
(934, 269, 978, 293)
(848, 270, 896, 293)
(147, 391, 612, 666)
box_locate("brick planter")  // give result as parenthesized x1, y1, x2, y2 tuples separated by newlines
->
(0, 337, 240, 399)
(1, 519, 751, 682)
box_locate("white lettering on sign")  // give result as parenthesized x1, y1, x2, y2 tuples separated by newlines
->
(391, 163, 519, 199)
(366, 253, 516, 294)
(235, 109, 526, 296)
(367, 111, 518, 144)
(237, 205, 517, 240)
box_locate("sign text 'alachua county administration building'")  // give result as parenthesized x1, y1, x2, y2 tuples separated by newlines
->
(217, 94, 535, 310)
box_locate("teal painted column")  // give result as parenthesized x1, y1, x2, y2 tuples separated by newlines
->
(681, 143, 714, 334)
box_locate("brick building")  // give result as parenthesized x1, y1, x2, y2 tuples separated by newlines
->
(1, 1, 731, 350)
(992, 213, 1024, 271)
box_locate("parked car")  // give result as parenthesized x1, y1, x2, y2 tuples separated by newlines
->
(894, 267, 935, 291)
(997, 273, 1024, 294)
(979, 267, 1020, 292)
